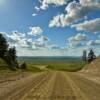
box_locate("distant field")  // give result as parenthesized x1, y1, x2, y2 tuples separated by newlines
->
(18, 56, 86, 72)
(0, 57, 87, 72)
(46, 61, 86, 72)
(18, 56, 81, 64)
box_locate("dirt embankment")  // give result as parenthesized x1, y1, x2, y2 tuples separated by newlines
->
(79, 57, 100, 84)
(81, 57, 100, 75)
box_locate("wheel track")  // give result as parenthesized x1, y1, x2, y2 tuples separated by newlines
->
(68, 73, 100, 100)
(63, 72, 89, 100)
(22, 71, 57, 100)
(0, 71, 49, 100)
(50, 71, 76, 100)
(19, 71, 55, 100)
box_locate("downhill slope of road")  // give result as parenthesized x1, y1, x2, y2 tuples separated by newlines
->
(0, 70, 100, 100)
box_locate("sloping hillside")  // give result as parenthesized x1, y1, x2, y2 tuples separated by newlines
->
(0, 58, 7, 68)
(81, 57, 100, 76)
(79, 57, 100, 84)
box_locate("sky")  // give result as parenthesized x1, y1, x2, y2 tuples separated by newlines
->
(0, 0, 100, 56)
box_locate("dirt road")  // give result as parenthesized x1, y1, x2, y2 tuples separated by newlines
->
(0, 71, 100, 100)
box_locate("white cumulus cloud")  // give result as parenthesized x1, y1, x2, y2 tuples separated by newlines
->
(67, 33, 88, 48)
(49, 0, 100, 27)
(32, 13, 37, 16)
(28, 26, 43, 36)
(40, 0, 68, 10)
(68, 33, 88, 42)
(34, 6, 40, 11)
(72, 18, 100, 33)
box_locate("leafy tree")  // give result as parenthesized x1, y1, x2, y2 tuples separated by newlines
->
(88, 49, 96, 63)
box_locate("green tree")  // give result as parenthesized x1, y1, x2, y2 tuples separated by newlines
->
(8, 47, 16, 61)
(88, 49, 96, 63)
(0, 34, 8, 57)
(0, 34, 18, 70)
(8, 47, 18, 69)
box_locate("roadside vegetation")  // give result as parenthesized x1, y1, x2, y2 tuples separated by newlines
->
(19, 62, 42, 72)
(0, 58, 42, 74)
(0, 33, 42, 73)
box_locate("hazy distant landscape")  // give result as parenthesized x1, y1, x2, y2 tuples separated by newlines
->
(18, 56, 85, 72)
(18, 56, 81, 61)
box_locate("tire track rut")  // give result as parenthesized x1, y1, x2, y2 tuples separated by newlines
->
(0, 71, 100, 100)
(0, 72, 49, 100)
(68, 73, 100, 100)
(50, 72, 76, 100)
(21, 71, 56, 100)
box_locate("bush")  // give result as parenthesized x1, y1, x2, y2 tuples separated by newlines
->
(20, 63, 27, 69)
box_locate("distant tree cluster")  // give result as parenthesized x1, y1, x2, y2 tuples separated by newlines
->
(82, 49, 96, 63)
(0, 33, 18, 70)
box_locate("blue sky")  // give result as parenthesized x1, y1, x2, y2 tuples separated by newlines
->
(0, 0, 100, 56)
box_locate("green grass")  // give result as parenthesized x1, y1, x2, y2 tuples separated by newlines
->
(0, 58, 42, 73)
(46, 61, 86, 72)
(0, 58, 9, 72)
(24, 63, 42, 72)
(19, 59, 87, 72)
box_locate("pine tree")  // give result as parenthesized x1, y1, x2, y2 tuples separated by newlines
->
(8, 47, 16, 61)
(88, 49, 96, 63)
(8, 47, 18, 69)
(0, 34, 18, 69)
(0, 34, 8, 57)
